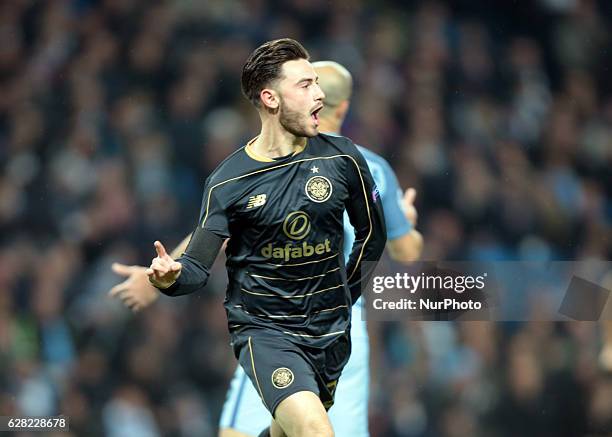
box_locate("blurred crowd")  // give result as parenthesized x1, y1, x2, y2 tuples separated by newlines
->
(0, 0, 611, 436)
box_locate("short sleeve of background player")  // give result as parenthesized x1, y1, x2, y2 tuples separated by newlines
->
(378, 158, 412, 240)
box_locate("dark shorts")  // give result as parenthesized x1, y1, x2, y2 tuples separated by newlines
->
(232, 328, 351, 417)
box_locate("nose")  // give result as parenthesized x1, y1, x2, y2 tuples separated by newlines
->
(315, 83, 325, 102)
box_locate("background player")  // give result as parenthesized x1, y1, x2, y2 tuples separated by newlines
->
(109, 60, 423, 437)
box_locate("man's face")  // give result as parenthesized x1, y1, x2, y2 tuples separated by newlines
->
(275, 59, 325, 138)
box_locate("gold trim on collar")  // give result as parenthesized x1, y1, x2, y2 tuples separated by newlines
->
(244, 137, 308, 162)
(245, 137, 274, 162)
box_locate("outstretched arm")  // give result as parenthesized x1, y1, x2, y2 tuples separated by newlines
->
(146, 171, 230, 296)
(147, 225, 225, 296)
(108, 233, 192, 311)
(112, 171, 230, 305)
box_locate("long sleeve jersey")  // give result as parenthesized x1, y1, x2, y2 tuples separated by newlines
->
(160, 133, 386, 348)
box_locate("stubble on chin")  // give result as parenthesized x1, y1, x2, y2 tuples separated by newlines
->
(279, 105, 316, 138)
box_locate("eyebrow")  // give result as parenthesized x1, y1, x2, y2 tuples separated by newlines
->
(296, 75, 319, 85)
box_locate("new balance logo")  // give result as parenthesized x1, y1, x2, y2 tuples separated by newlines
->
(246, 194, 267, 209)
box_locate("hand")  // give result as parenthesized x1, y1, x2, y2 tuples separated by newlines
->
(108, 263, 159, 312)
(146, 241, 182, 289)
(403, 188, 418, 227)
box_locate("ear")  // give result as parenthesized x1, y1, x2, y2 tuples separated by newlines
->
(260, 88, 280, 110)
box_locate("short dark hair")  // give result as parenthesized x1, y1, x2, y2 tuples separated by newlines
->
(241, 38, 310, 107)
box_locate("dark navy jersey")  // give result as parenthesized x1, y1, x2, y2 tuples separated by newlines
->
(165, 133, 386, 348)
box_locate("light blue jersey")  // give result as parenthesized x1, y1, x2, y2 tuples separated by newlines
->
(219, 145, 411, 437)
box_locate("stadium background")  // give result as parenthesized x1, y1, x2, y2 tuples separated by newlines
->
(1, 0, 611, 435)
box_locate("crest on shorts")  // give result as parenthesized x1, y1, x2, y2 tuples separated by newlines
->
(305, 176, 332, 203)
(271, 367, 294, 389)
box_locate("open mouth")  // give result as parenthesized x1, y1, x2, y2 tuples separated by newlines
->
(311, 105, 323, 125)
